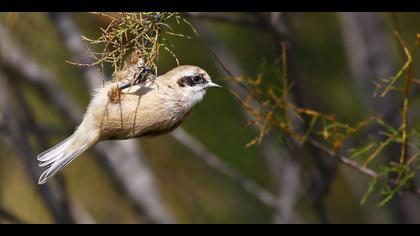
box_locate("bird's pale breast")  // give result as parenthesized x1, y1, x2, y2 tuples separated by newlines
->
(91, 82, 188, 140)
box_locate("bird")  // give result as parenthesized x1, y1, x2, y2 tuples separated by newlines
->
(37, 65, 221, 184)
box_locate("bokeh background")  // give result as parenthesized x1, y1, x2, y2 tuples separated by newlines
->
(1, 12, 420, 224)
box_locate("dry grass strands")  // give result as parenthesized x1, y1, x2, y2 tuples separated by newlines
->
(69, 12, 195, 87)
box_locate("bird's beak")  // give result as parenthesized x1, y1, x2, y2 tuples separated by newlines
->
(207, 82, 222, 89)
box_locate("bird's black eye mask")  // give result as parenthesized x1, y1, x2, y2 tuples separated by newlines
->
(177, 73, 208, 87)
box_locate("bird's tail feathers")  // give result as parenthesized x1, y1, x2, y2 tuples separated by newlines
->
(37, 134, 92, 185)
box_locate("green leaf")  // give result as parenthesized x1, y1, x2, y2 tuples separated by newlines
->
(300, 115, 318, 144)
(361, 176, 378, 206)
(377, 170, 415, 207)
(348, 142, 376, 160)
(376, 118, 398, 135)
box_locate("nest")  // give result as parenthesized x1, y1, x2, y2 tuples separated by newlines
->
(75, 12, 195, 82)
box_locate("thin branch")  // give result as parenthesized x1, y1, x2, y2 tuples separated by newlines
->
(307, 137, 420, 197)
(307, 138, 378, 178)
(393, 29, 417, 174)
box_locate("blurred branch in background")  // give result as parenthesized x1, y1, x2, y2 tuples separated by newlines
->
(48, 13, 104, 89)
(170, 128, 278, 209)
(193, 20, 303, 224)
(0, 69, 75, 223)
(339, 12, 397, 116)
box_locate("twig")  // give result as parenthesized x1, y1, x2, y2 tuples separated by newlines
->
(393, 30, 417, 179)
(307, 138, 378, 178)
(307, 137, 420, 197)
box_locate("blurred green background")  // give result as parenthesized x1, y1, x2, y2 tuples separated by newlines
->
(1, 12, 420, 224)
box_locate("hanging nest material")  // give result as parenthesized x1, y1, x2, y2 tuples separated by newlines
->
(70, 12, 196, 103)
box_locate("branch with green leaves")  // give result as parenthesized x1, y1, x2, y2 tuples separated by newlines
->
(217, 32, 420, 206)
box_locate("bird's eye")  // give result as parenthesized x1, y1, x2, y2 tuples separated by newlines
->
(193, 75, 202, 83)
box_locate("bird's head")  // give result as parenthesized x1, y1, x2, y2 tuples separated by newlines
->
(162, 65, 221, 107)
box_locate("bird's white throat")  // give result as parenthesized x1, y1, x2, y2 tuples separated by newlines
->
(182, 86, 206, 111)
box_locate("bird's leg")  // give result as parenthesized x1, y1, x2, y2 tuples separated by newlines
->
(118, 67, 151, 91)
